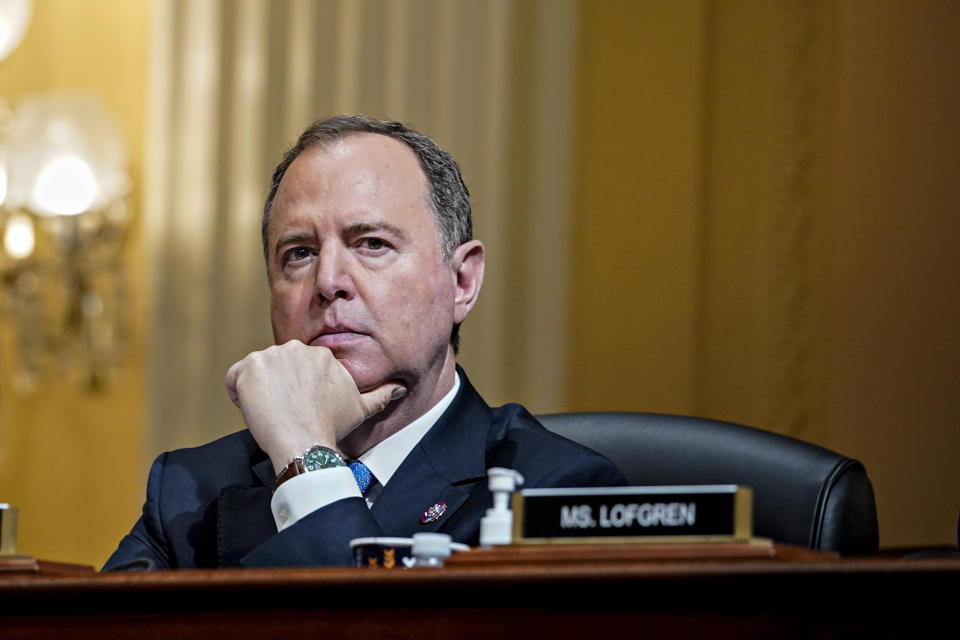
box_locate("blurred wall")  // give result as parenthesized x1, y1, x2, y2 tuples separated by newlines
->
(572, 0, 838, 441)
(829, 0, 960, 548)
(572, 0, 959, 548)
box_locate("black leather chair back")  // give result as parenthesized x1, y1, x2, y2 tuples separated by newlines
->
(538, 412, 879, 555)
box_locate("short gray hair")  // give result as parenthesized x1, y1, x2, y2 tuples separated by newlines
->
(262, 115, 472, 264)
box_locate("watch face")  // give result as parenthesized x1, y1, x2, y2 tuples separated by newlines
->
(303, 447, 345, 472)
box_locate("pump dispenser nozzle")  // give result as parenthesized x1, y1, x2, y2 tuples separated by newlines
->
(479, 467, 524, 547)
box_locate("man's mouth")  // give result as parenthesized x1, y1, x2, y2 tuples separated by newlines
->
(310, 326, 368, 349)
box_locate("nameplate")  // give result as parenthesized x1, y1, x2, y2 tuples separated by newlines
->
(511, 485, 752, 544)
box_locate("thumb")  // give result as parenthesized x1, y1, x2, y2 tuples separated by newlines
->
(358, 383, 407, 419)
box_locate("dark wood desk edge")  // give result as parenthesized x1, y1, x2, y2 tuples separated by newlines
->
(3, 555, 958, 594)
(2, 556, 957, 638)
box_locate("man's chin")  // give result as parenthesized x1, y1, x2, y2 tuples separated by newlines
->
(334, 356, 393, 393)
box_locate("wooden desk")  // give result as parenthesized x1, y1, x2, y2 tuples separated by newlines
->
(1, 544, 957, 638)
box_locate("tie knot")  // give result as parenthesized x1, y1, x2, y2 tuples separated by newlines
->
(350, 460, 374, 496)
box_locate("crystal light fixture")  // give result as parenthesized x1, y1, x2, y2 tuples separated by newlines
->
(0, 92, 131, 391)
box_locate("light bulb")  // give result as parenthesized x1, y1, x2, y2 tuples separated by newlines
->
(33, 155, 97, 215)
(0, 0, 32, 62)
(3, 213, 35, 259)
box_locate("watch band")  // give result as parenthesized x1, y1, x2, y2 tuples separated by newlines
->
(273, 445, 346, 492)
(274, 457, 307, 492)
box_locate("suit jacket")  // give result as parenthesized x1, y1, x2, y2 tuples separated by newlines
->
(103, 370, 627, 569)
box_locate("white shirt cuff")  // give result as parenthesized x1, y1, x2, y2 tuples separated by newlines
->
(270, 466, 361, 532)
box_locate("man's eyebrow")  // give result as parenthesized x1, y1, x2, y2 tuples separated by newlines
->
(345, 221, 406, 239)
(273, 230, 317, 258)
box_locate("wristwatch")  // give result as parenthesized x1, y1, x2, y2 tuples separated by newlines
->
(274, 445, 347, 492)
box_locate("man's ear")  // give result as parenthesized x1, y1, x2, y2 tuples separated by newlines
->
(451, 240, 485, 324)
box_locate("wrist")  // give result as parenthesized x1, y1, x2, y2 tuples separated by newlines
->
(273, 444, 347, 492)
(270, 437, 337, 475)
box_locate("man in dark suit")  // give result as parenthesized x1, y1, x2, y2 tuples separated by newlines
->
(104, 116, 626, 569)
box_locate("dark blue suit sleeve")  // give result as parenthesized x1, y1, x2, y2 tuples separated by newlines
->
(534, 455, 629, 490)
(239, 497, 382, 567)
(101, 453, 173, 571)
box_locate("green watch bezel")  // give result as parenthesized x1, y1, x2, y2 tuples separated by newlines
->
(302, 445, 346, 472)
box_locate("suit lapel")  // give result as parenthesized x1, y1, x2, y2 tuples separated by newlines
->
(370, 446, 476, 535)
(216, 456, 276, 567)
(371, 369, 492, 535)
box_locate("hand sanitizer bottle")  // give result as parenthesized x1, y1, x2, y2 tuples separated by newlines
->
(479, 467, 524, 547)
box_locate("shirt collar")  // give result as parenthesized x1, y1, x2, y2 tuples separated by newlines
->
(356, 372, 460, 487)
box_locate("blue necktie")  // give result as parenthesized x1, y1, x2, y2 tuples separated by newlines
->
(350, 460, 374, 496)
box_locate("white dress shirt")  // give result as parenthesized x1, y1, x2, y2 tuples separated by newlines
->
(271, 373, 461, 531)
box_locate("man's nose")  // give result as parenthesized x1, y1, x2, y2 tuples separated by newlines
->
(314, 246, 355, 302)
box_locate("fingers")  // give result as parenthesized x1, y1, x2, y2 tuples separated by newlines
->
(224, 360, 242, 407)
(358, 383, 407, 420)
(225, 340, 307, 409)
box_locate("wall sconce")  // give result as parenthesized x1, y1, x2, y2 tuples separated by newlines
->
(0, 93, 131, 392)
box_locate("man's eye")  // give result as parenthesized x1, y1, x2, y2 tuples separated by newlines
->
(286, 247, 312, 263)
(361, 238, 386, 251)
